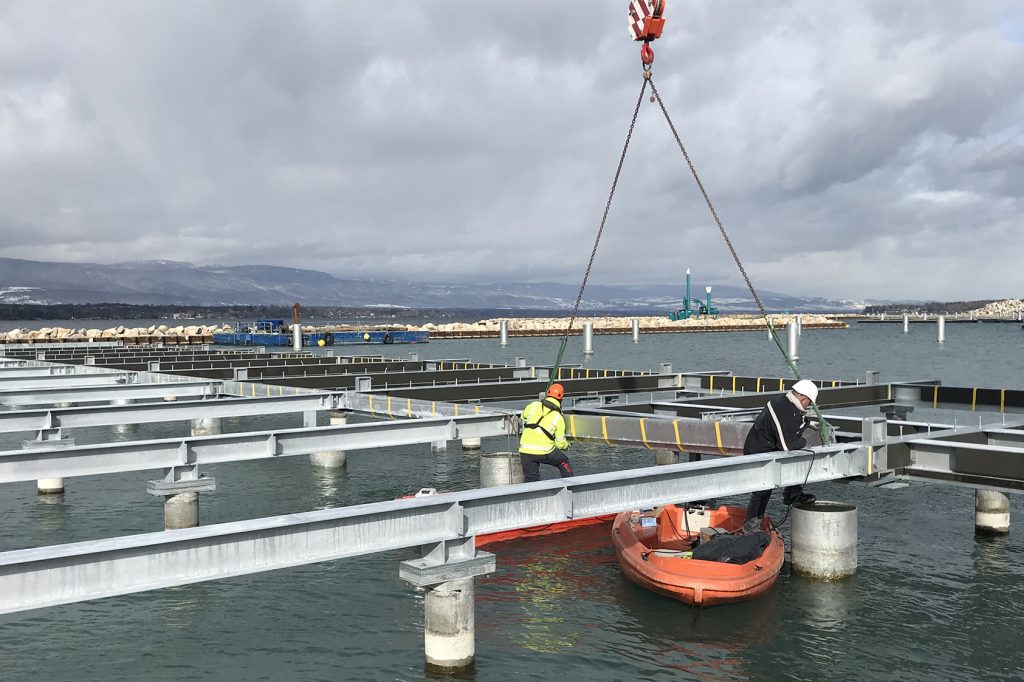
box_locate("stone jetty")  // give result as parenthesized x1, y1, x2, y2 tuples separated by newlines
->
(0, 314, 848, 345)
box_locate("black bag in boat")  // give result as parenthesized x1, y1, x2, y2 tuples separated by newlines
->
(691, 531, 770, 564)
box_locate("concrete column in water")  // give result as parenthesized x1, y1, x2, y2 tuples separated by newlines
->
(631, 318, 640, 344)
(796, 314, 803, 336)
(582, 321, 594, 355)
(25, 436, 74, 495)
(479, 452, 525, 486)
(655, 450, 680, 465)
(787, 321, 799, 361)
(975, 489, 1009, 535)
(148, 470, 216, 531)
(165, 492, 199, 529)
(292, 323, 302, 351)
(937, 315, 946, 343)
(424, 578, 475, 673)
(791, 501, 858, 579)
(461, 436, 482, 451)
(431, 440, 448, 452)
(902, 313, 909, 334)
(311, 412, 347, 468)
(190, 417, 222, 437)
(499, 319, 508, 347)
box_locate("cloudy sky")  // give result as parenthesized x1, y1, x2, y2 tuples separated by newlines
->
(1, 1, 1022, 300)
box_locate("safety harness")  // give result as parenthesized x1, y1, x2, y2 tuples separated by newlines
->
(524, 399, 562, 441)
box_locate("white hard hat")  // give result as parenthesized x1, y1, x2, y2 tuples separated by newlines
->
(791, 379, 819, 403)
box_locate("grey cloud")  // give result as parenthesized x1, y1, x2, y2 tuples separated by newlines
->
(0, 0, 1022, 300)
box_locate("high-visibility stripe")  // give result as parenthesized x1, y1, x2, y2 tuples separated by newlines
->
(640, 418, 651, 449)
(279, 386, 283, 396)
(251, 384, 256, 397)
(368, 396, 376, 417)
(673, 420, 682, 450)
(933, 386, 939, 409)
(709, 376, 714, 392)
(475, 404, 480, 414)
(266, 385, 270, 396)
(714, 421, 725, 455)
(867, 446, 874, 474)
(601, 416, 611, 446)
(832, 380, 838, 387)
(387, 397, 393, 418)
(778, 378, 784, 391)
(454, 404, 459, 416)
(604, 369, 609, 377)
(756, 377, 762, 392)
(1001, 389, 1006, 413)
(407, 399, 412, 417)
(971, 387, 977, 412)
(732, 376, 737, 395)
(431, 401, 436, 416)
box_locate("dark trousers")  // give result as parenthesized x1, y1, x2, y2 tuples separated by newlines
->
(520, 451, 573, 483)
(745, 485, 805, 521)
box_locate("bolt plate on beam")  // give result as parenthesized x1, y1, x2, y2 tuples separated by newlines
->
(399, 551, 496, 587)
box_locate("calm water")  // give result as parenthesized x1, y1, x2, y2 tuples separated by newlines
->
(1, 322, 1023, 681)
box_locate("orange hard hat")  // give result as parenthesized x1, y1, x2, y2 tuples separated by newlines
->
(546, 383, 565, 400)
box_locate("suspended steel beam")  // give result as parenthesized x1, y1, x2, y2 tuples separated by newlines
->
(0, 444, 868, 615)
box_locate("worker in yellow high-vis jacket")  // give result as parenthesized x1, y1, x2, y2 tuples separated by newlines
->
(519, 383, 573, 482)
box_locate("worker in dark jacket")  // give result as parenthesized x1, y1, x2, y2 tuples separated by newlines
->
(743, 379, 819, 529)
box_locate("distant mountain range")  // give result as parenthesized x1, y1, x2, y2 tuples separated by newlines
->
(0, 257, 873, 312)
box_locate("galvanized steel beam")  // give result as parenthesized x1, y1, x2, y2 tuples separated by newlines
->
(0, 380, 222, 406)
(0, 444, 867, 615)
(0, 414, 513, 483)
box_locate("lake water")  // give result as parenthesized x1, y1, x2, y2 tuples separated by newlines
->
(0, 321, 1022, 681)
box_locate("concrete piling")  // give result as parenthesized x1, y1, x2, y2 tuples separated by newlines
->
(461, 437, 482, 451)
(480, 452, 524, 487)
(24, 437, 73, 496)
(424, 578, 475, 673)
(791, 501, 858, 579)
(631, 318, 640, 344)
(937, 315, 946, 343)
(975, 489, 1010, 536)
(292, 323, 302, 351)
(164, 492, 199, 530)
(902, 313, 909, 334)
(499, 319, 508, 347)
(582, 322, 594, 356)
(311, 412, 347, 468)
(190, 417, 222, 437)
(655, 450, 680, 465)
(431, 440, 448, 452)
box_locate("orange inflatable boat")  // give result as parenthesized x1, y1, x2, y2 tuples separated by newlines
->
(612, 505, 784, 607)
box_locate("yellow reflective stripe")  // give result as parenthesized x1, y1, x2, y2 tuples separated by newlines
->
(454, 404, 459, 416)
(640, 418, 651, 449)
(601, 416, 611, 446)
(778, 378, 784, 391)
(732, 376, 737, 394)
(756, 377, 762, 392)
(604, 369, 609, 377)
(266, 385, 270, 396)
(251, 384, 256, 397)
(387, 397, 393, 418)
(279, 386, 284, 396)
(673, 419, 682, 450)
(407, 399, 412, 417)
(368, 396, 376, 416)
(709, 376, 714, 392)
(475, 404, 480, 414)
(715, 421, 725, 455)
(832, 380, 838, 388)
(933, 386, 939, 409)
(1001, 389, 1006, 413)
(972, 387, 977, 412)
(586, 368, 590, 379)
(294, 387, 299, 395)
(431, 401, 436, 416)
(570, 414, 577, 439)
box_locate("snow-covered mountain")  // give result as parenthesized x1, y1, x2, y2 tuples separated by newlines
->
(0, 257, 872, 311)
